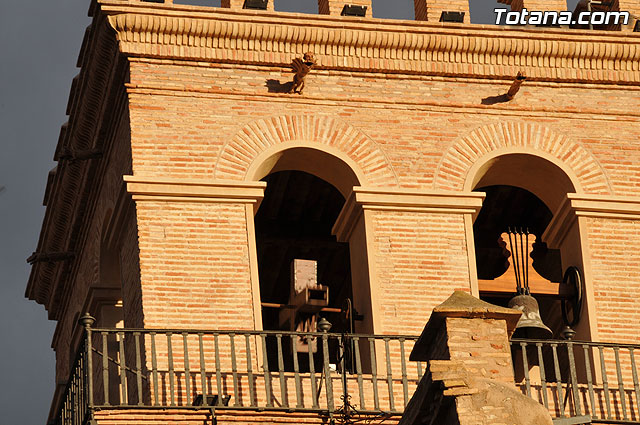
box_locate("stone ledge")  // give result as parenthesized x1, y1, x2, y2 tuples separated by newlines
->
(544, 193, 640, 248)
(332, 188, 485, 241)
(124, 175, 266, 203)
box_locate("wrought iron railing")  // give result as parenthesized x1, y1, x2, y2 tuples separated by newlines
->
(511, 338, 640, 424)
(55, 323, 422, 425)
(55, 323, 640, 425)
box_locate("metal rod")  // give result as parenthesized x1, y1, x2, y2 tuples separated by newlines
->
(102, 332, 109, 406)
(261, 333, 273, 408)
(521, 342, 531, 397)
(290, 335, 303, 409)
(86, 328, 94, 410)
(353, 337, 365, 410)
(525, 229, 530, 293)
(167, 332, 175, 406)
(400, 338, 409, 407)
(322, 333, 335, 413)
(552, 343, 565, 416)
(245, 334, 256, 407)
(600, 345, 612, 420)
(583, 344, 596, 419)
(182, 333, 191, 406)
(614, 347, 628, 420)
(135, 332, 143, 406)
(567, 342, 582, 416)
(630, 348, 640, 420)
(508, 229, 520, 293)
(151, 332, 159, 406)
(384, 338, 395, 411)
(214, 333, 223, 406)
(537, 343, 549, 409)
(198, 333, 208, 407)
(369, 338, 380, 411)
(276, 333, 288, 408)
(230, 334, 240, 407)
(306, 335, 318, 409)
(118, 332, 128, 405)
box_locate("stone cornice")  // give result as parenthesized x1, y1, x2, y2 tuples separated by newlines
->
(102, 1, 640, 85)
(544, 194, 640, 248)
(124, 176, 266, 203)
(333, 188, 485, 241)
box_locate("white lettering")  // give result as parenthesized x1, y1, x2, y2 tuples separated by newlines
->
(528, 11, 542, 25)
(591, 11, 606, 25)
(506, 11, 520, 24)
(558, 11, 572, 25)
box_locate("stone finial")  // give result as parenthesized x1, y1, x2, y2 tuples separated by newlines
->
(318, 0, 373, 17)
(414, 0, 471, 23)
(410, 291, 521, 361)
(400, 292, 552, 425)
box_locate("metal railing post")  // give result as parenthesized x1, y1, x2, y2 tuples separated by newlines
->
(79, 313, 96, 424)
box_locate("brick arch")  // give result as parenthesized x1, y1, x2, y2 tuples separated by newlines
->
(214, 115, 398, 187)
(433, 122, 611, 194)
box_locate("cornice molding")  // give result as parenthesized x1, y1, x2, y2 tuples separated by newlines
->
(102, 2, 640, 84)
(333, 187, 485, 241)
(26, 14, 121, 316)
(124, 176, 266, 203)
(544, 194, 640, 247)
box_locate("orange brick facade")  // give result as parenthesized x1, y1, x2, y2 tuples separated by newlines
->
(27, 0, 640, 424)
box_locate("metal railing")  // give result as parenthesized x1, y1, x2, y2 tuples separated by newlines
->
(55, 324, 640, 425)
(512, 338, 640, 424)
(55, 323, 422, 425)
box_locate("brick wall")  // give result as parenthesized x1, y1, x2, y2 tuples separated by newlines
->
(125, 58, 640, 342)
(371, 211, 471, 335)
(134, 201, 255, 330)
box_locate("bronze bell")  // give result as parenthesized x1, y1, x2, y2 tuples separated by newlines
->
(508, 294, 552, 339)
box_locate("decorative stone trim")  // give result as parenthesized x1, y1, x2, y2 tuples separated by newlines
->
(103, 3, 640, 84)
(124, 176, 266, 203)
(333, 187, 485, 241)
(434, 122, 611, 194)
(214, 115, 398, 188)
(544, 194, 640, 247)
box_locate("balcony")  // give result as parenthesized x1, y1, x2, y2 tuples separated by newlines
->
(55, 325, 640, 425)
(54, 326, 421, 425)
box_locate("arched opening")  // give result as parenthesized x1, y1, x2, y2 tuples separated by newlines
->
(470, 153, 587, 339)
(256, 170, 353, 332)
(250, 147, 374, 371)
(470, 152, 592, 389)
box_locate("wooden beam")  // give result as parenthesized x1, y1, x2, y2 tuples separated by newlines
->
(478, 277, 575, 299)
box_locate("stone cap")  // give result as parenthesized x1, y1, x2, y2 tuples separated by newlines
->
(409, 291, 521, 361)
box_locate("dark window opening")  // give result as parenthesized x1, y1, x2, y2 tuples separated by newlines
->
(474, 185, 565, 338)
(255, 170, 355, 370)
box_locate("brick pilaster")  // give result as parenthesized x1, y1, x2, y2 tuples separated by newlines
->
(318, 0, 373, 17)
(221, 0, 274, 11)
(414, 0, 471, 23)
